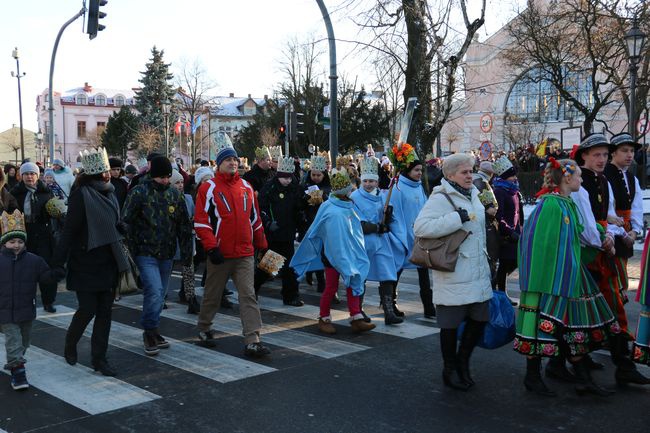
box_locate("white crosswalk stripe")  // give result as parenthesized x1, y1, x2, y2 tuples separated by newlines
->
(0, 335, 159, 415)
(37, 306, 276, 383)
(118, 295, 369, 359)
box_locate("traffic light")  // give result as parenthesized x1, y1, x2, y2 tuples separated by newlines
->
(279, 123, 286, 141)
(289, 111, 304, 141)
(87, 0, 108, 40)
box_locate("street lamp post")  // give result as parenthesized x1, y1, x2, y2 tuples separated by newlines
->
(11, 47, 26, 162)
(162, 101, 170, 157)
(625, 17, 647, 186)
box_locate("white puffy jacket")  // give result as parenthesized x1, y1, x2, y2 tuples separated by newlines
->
(413, 179, 492, 306)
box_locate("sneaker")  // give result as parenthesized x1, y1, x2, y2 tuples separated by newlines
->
(10, 365, 29, 391)
(244, 342, 271, 358)
(143, 331, 160, 356)
(155, 333, 170, 349)
(198, 329, 219, 347)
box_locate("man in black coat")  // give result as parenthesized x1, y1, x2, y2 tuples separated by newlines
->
(109, 158, 129, 208)
(243, 146, 275, 193)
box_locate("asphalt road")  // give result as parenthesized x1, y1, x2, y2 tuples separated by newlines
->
(1, 265, 648, 433)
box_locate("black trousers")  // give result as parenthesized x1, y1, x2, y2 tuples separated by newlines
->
(255, 241, 300, 301)
(496, 259, 517, 292)
(395, 267, 433, 309)
(66, 290, 113, 363)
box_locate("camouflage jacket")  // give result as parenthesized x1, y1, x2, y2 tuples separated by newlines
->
(122, 179, 192, 261)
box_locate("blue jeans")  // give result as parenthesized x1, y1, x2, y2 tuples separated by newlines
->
(135, 256, 173, 331)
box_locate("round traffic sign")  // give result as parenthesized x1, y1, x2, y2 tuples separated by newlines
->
(480, 113, 494, 133)
(479, 141, 492, 160)
(638, 117, 649, 136)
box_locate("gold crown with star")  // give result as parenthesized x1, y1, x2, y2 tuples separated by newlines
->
(254, 145, 271, 160)
(1, 210, 27, 244)
(80, 147, 110, 175)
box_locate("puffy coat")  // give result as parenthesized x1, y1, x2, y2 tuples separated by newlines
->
(0, 248, 52, 324)
(194, 171, 268, 258)
(413, 179, 493, 306)
(258, 176, 303, 243)
(242, 164, 275, 193)
(52, 166, 75, 199)
(11, 180, 55, 262)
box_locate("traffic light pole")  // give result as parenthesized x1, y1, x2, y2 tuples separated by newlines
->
(48, 7, 86, 165)
(315, 0, 338, 164)
(284, 107, 289, 156)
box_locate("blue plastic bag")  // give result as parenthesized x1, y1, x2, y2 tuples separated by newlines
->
(457, 291, 516, 349)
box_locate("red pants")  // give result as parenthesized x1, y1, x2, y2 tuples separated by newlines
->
(319, 267, 361, 318)
(589, 253, 631, 338)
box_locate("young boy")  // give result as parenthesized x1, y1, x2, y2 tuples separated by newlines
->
(0, 210, 62, 390)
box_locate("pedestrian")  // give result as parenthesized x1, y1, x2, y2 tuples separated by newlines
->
(193, 141, 271, 357)
(0, 210, 63, 390)
(51, 158, 75, 200)
(108, 158, 129, 209)
(128, 152, 161, 190)
(291, 169, 375, 334)
(53, 148, 130, 376)
(515, 158, 617, 396)
(10, 162, 58, 313)
(413, 153, 492, 390)
(122, 164, 137, 185)
(3, 164, 19, 191)
(492, 156, 523, 305)
(0, 166, 18, 213)
(121, 155, 193, 356)
(42, 168, 66, 201)
(635, 232, 650, 366)
(472, 161, 499, 288)
(351, 153, 402, 325)
(389, 158, 435, 318)
(255, 156, 304, 306)
(243, 146, 274, 193)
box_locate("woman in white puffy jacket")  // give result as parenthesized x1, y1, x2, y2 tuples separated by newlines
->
(413, 153, 492, 391)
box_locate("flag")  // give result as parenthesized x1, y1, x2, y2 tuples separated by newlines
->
(535, 138, 548, 157)
(185, 121, 191, 136)
(174, 119, 182, 135)
(191, 115, 202, 134)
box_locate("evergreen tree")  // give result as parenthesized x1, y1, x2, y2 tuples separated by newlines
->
(338, 88, 390, 154)
(134, 46, 175, 130)
(101, 105, 139, 160)
(234, 99, 286, 160)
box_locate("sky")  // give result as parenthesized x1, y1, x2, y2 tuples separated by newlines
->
(0, 0, 523, 135)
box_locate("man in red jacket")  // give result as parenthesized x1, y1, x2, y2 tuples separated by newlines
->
(194, 144, 271, 357)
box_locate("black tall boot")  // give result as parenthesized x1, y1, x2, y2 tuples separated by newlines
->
(524, 357, 556, 397)
(545, 355, 578, 383)
(440, 328, 470, 391)
(571, 358, 615, 396)
(611, 335, 650, 385)
(391, 282, 405, 317)
(457, 319, 485, 386)
(379, 282, 403, 325)
(359, 293, 372, 323)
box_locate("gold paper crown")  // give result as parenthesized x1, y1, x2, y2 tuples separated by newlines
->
(493, 155, 514, 177)
(330, 169, 352, 193)
(360, 155, 379, 181)
(269, 145, 283, 160)
(336, 154, 353, 169)
(318, 151, 331, 162)
(255, 146, 271, 160)
(1, 210, 27, 244)
(277, 156, 295, 174)
(310, 155, 327, 172)
(80, 147, 110, 175)
(301, 158, 312, 170)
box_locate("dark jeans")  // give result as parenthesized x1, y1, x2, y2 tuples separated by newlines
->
(396, 267, 433, 310)
(254, 241, 300, 301)
(496, 259, 517, 292)
(66, 290, 113, 363)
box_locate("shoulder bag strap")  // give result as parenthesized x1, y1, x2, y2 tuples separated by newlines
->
(439, 191, 459, 211)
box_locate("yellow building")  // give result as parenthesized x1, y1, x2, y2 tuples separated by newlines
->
(0, 126, 40, 165)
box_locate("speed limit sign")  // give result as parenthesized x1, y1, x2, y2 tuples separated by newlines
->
(480, 114, 494, 133)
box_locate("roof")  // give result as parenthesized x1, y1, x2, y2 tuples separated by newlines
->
(209, 96, 268, 117)
(60, 87, 137, 105)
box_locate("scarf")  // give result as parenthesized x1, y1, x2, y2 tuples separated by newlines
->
(23, 184, 37, 222)
(447, 180, 472, 199)
(80, 181, 129, 272)
(493, 177, 520, 195)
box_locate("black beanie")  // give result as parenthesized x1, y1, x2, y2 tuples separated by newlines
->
(109, 158, 123, 169)
(401, 159, 423, 176)
(147, 152, 163, 161)
(149, 156, 172, 178)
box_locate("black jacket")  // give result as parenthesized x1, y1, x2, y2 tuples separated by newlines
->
(111, 177, 129, 209)
(0, 248, 52, 324)
(53, 186, 119, 292)
(11, 180, 55, 261)
(243, 164, 275, 192)
(259, 176, 304, 243)
(299, 171, 331, 238)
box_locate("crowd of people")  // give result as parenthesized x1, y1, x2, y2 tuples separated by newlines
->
(0, 132, 649, 397)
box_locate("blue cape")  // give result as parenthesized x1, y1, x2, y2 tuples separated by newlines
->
(290, 196, 370, 295)
(351, 188, 398, 282)
(386, 175, 427, 269)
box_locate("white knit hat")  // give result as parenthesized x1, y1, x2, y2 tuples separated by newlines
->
(170, 169, 183, 185)
(194, 166, 214, 184)
(19, 162, 39, 176)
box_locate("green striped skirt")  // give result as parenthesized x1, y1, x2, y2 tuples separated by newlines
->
(514, 266, 621, 357)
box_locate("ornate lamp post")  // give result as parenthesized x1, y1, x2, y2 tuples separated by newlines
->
(625, 18, 647, 186)
(11, 47, 26, 162)
(162, 101, 170, 157)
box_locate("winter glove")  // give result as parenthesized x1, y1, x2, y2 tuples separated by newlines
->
(378, 223, 390, 234)
(383, 205, 394, 224)
(509, 232, 520, 243)
(116, 221, 129, 235)
(268, 221, 280, 232)
(360, 221, 379, 234)
(208, 248, 225, 265)
(456, 208, 470, 223)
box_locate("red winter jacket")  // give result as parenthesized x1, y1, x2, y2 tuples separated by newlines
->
(194, 171, 267, 258)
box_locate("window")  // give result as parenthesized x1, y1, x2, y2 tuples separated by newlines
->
(96, 121, 106, 134)
(77, 121, 87, 139)
(505, 67, 592, 124)
(243, 105, 257, 116)
(75, 93, 88, 105)
(114, 95, 126, 107)
(95, 94, 106, 106)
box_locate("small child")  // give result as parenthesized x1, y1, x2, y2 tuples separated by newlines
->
(0, 210, 61, 390)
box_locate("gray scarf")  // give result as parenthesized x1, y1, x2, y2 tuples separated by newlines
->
(80, 181, 129, 272)
(23, 184, 37, 222)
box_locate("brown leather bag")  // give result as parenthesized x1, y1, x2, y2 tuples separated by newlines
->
(409, 192, 470, 272)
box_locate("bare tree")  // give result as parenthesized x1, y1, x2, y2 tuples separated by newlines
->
(503, 119, 548, 152)
(259, 127, 278, 148)
(134, 125, 161, 157)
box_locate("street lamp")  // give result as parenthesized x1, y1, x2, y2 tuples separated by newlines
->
(162, 101, 170, 157)
(36, 132, 43, 162)
(625, 17, 647, 186)
(11, 47, 26, 162)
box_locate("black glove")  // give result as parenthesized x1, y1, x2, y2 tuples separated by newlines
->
(208, 248, 225, 265)
(268, 221, 280, 232)
(377, 223, 390, 234)
(384, 205, 394, 224)
(51, 266, 66, 281)
(116, 221, 129, 235)
(361, 221, 379, 234)
(456, 208, 470, 223)
(509, 232, 520, 243)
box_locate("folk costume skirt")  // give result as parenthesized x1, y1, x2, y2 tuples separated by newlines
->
(514, 265, 621, 357)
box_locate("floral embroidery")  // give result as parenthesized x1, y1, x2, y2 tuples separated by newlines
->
(539, 320, 554, 334)
(591, 329, 604, 342)
(542, 344, 557, 356)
